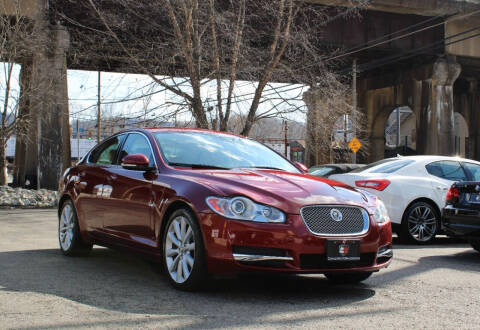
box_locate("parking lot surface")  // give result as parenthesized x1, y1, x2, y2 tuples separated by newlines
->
(0, 209, 479, 329)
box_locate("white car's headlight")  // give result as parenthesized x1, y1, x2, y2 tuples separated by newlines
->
(373, 200, 390, 224)
(206, 196, 286, 223)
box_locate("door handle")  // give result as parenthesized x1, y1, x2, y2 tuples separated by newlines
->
(436, 186, 448, 191)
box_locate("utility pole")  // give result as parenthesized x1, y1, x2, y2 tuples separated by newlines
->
(284, 120, 288, 158)
(352, 59, 357, 164)
(77, 119, 80, 161)
(97, 71, 101, 143)
(395, 85, 400, 149)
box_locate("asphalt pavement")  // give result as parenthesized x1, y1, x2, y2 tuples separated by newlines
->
(0, 209, 479, 329)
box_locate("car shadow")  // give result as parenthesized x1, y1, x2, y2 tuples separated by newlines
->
(371, 250, 480, 287)
(0, 247, 377, 327)
(392, 235, 467, 249)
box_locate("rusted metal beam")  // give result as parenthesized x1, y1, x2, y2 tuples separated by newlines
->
(307, 0, 480, 16)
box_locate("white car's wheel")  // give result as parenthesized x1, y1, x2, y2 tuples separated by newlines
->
(400, 201, 439, 244)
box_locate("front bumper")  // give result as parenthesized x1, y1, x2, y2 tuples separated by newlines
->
(198, 212, 392, 275)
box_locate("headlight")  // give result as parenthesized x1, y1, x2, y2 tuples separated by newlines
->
(373, 200, 390, 224)
(206, 196, 286, 223)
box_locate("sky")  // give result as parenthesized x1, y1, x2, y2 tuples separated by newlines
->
(0, 63, 308, 128)
(67, 69, 309, 126)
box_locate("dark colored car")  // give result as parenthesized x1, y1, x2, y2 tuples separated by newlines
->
(442, 182, 480, 253)
(309, 164, 365, 178)
(58, 128, 392, 290)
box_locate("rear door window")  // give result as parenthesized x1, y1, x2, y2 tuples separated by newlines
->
(88, 135, 125, 165)
(462, 162, 480, 181)
(426, 161, 467, 181)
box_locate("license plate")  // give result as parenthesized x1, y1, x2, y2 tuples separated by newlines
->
(326, 240, 360, 261)
(468, 193, 480, 203)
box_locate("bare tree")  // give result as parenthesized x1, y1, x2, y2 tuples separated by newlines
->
(303, 77, 368, 167)
(53, 0, 360, 136)
(0, 2, 35, 185)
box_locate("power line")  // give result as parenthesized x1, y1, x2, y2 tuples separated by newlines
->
(298, 8, 480, 72)
(338, 25, 480, 75)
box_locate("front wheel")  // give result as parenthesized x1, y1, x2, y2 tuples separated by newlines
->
(325, 272, 373, 284)
(58, 200, 92, 256)
(399, 202, 439, 244)
(162, 208, 207, 291)
(470, 240, 480, 253)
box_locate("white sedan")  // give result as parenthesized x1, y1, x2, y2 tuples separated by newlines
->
(330, 155, 480, 244)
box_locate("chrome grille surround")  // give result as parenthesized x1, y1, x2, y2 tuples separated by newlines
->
(300, 205, 370, 236)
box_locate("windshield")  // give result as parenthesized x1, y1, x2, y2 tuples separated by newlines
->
(352, 158, 414, 174)
(153, 131, 300, 173)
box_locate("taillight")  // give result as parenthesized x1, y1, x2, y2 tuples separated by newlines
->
(445, 186, 459, 203)
(355, 179, 391, 191)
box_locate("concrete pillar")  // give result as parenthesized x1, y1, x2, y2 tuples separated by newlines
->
(468, 79, 480, 160)
(422, 58, 461, 155)
(14, 23, 71, 190)
(303, 88, 335, 167)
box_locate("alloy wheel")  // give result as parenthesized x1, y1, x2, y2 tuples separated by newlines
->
(165, 216, 196, 284)
(59, 203, 75, 251)
(407, 205, 437, 242)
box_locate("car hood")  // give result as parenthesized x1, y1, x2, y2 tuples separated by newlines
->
(181, 169, 373, 214)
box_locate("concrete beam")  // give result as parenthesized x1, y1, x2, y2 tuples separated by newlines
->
(308, 0, 480, 16)
(446, 16, 480, 58)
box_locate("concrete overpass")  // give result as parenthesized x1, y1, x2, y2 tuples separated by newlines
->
(1, 0, 480, 187)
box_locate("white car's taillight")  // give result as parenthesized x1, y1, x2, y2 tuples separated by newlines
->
(355, 179, 390, 191)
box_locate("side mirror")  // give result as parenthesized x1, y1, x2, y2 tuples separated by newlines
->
(294, 162, 308, 173)
(121, 154, 154, 171)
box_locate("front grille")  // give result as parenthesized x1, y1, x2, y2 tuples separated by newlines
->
(300, 253, 376, 269)
(300, 205, 369, 236)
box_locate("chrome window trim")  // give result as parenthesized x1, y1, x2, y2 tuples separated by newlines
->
(300, 204, 370, 237)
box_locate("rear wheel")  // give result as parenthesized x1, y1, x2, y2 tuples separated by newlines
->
(399, 201, 439, 244)
(162, 208, 207, 291)
(325, 272, 373, 284)
(58, 200, 92, 256)
(470, 240, 480, 253)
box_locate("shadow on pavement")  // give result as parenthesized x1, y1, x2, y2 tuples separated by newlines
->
(0, 247, 376, 326)
(392, 235, 468, 249)
(372, 250, 480, 286)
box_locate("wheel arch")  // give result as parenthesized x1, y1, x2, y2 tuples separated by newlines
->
(402, 197, 441, 223)
(57, 194, 73, 218)
(159, 199, 200, 246)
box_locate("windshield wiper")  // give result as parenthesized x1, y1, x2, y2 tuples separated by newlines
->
(168, 162, 230, 170)
(240, 166, 286, 171)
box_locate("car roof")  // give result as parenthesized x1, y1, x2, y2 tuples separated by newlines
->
(144, 127, 245, 139)
(386, 155, 480, 163)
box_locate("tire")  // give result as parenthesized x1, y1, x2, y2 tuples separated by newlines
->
(399, 201, 439, 244)
(58, 200, 92, 256)
(162, 208, 207, 291)
(470, 240, 480, 253)
(325, 272, 373, 284)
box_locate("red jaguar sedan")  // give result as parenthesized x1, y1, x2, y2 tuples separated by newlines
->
(58, 128, 392, 290)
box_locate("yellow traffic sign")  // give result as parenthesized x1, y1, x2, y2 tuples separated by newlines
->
(348, 137, 362, 153)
